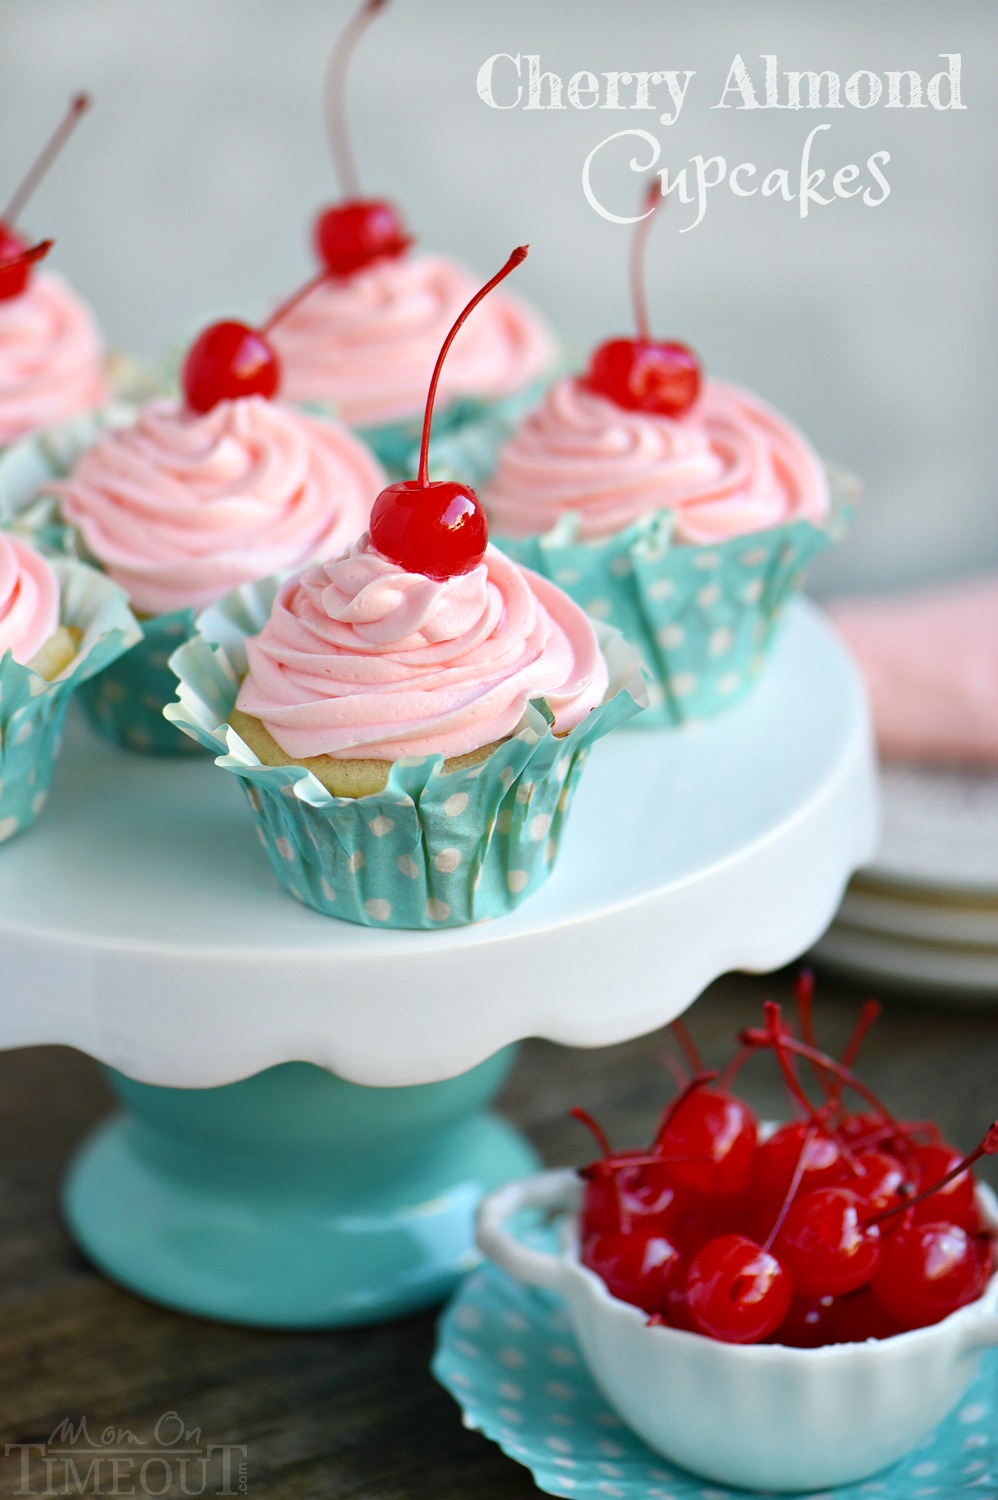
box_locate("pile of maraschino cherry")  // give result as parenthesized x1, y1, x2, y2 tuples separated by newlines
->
(575, 976, 998, 1346)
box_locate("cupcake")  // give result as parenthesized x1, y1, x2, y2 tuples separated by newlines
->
(42, 305, 385, 753)
(167, 249, 646, 928)
(265, 0, 555, 482)
(0, 528, 139, 842)
(484, 189, 850, 727)
(0, 96, 107, 449)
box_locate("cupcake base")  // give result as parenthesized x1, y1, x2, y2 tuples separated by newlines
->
(228, 706, 502, 798)
(64, 1052, 538, 1329)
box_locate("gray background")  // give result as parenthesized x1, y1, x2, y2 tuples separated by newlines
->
(1, 0, 994, 596)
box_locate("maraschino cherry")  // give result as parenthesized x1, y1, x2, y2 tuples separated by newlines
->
(369, 247, 527, 580)
(582, 179, 701, 417)
(180, 269, 327, 414)
(0, 94, 89, 301)
(313, 0, 411, 278)
(0, 239, 53, 303)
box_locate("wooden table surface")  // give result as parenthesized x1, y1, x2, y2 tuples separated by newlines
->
(2, 968, 997, 1498)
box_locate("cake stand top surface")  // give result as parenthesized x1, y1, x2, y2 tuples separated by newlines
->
(0, 602, 877, 1088)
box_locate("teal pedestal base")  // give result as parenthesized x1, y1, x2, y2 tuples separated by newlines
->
(63, 1052, 537, 1328)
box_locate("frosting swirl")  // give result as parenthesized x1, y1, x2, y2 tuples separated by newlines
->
(0, 272, 107, 445)
(0, 531, 60, 665)
(55, 397, 384, 616)
(235, 536, 608, 760)
(484, 377, 830, 544)
(269, 254, 555, 428)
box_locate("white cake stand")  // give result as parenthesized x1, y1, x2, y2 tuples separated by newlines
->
(0, 601, 878, 1327)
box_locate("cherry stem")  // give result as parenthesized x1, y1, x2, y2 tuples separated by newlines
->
(570, 1106, 612, 1160)
(826, 999, 881, 1114)
(261, 268, 329, 335)
(744, 1005, 909, 1147)
(794, 969, 833, 1099)
(629, 178, 660, 342)
(580, 1150, 716, 1179)
(0, 238, 52, 273)
(765, 1004, 853, 1163)
(763, 1124, 817, 1253)
(669, 1018, 703, 1078)
(866, 1122, 998, 1228)
(416, 244, 527, 488)
(324, 0, 388, 200)
(3, 94, 90, 226)
(661, 1049, 690, 1092)
(653, 1070, 719, 1147)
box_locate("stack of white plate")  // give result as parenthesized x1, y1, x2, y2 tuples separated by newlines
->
(813, 764, 998, 999)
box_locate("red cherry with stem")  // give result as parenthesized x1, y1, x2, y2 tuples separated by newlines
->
(774, 1187, 881, 1297)
(871, 1221, 987, 1330)
(751, 1121, 845, 1214)
(866, 1122, 998, 1234)
(369, 247, 527, 579)
(582, 1230, 682, 1315)
(582, 179, 701, 418)
(0, 238, 53, 303)
(686, 1234, 792, 1344)
(654, 1077, 757, 1198)
(315, 198, 411, 279)
(314, 0, 411, 278)
(909, 1143, 977, 1228)
(0, 94, 89, 302)
(848, 1150, 914, 1218)
(180, 268, 328, 414)
(181, 322, 280, 413)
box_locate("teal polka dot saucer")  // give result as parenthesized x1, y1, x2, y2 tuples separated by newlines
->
(434, 1251, 998, 1500)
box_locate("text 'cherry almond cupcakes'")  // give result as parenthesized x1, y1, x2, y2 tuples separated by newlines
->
(27, 280, 385, 753)
(0, 528, 138, 842)
(167, 249, 646, 929)
(484, 187, 853, 728)
(266, 0, 555, 484)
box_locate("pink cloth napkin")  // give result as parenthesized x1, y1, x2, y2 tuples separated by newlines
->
(830, 577, 998, 767)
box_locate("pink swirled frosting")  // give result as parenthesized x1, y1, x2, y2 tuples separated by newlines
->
(0, 532, 60, 665)
(484, 377, 830, 544)
(235, 536, 609, 760)
(268, 254, 555, 428)
(55, 396, 384, 616)
(0, 272, 107, 445)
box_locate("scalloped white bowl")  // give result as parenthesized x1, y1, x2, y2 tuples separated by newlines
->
(477, 1169, 998, 1493)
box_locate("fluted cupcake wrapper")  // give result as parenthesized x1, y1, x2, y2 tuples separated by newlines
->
(164, 577, 647, 929)
(495, 469, 855, 728)
(0, 405, 210, 755)
(0, 557, 141, 844)
(358, 379, 552, 485)
(75, 608, 201, 755)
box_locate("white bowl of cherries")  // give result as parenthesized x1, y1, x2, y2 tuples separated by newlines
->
(477, 987, 998, 1494)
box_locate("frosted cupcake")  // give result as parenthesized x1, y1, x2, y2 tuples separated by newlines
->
(168, 249, 645, 928)
(0, 96, 107, 450)
(0, 528, 138, 841)
(484, 190, 850, 727)
(266, 0, 555, 482)
(44, 301, 385, 752)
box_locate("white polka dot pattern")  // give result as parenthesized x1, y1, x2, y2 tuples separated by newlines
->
(494, 481, 849, 728)
(434, 1229, 998, 1500)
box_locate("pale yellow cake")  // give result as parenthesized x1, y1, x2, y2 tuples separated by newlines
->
(27, 625, 81, 682)
(228, 706, 503, 799)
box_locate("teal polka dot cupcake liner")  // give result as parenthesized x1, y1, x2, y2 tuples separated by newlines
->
(165, 576, 647, 929)
(434, 1233, 998, 1500)
(75, 607, 203, 755)
(358, 377, 552, 484)
(0, 557, 140, 845)
(495, 470, 855, 729)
